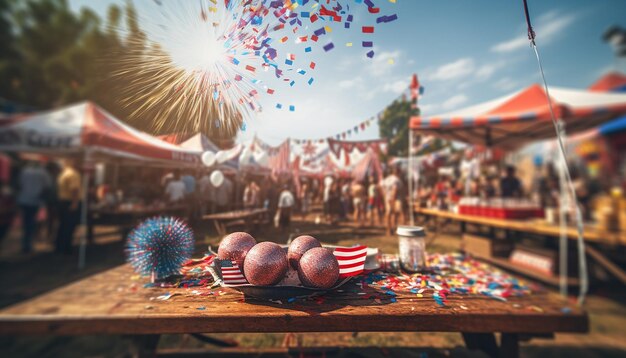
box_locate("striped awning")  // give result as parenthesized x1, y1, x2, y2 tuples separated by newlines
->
(409, 84, 626, 150)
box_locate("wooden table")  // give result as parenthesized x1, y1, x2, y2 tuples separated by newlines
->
(0, 264, 588, 358)
(414, 207, 626, 285)
(203, 208, 269, 236)
(88, 205, 186, 241)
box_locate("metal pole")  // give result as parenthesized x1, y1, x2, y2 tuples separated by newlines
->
(409, 131, 414, 226)
(78, 150, 90, 270)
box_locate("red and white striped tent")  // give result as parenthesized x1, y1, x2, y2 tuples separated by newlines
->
(0, 101, 200, 166)
(589, 71, 626, 92)
(409, 84, 626, 150)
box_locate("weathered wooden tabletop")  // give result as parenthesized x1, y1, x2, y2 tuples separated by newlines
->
(415, 207, 626, 245)
(0, 264, 587, 336)
(203, 208, 268, 221)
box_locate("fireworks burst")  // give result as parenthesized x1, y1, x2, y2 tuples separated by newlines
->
(112, 0, 398, 135)
(126, 217, 195, 279)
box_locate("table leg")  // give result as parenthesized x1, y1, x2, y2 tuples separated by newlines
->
(462, 333, 499, 358)
(500, 333, 519, 358)
(127, 334, 160, 358)
(213, 220, 225, 237)
(462, 332, 520, 358)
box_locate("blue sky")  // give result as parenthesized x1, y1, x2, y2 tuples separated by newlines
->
(69, 0, 626, 145)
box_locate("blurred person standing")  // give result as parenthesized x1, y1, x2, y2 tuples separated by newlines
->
(243, 180, 260, 209)
(500, 165, 523, 198)
(0, 183, 16, 248)
(323, 177, 333, 223)
(340, 179, 351, 220)
(382, 166, 403, 236)
(44, 161, 61, 242)
(351, 179, 367, 225)
(165, 170, 186, 204)
(277, 184, 295, 231)
(213, 172, 233, 212)
(181, 170, 197, 220)
(298, 181, 311, 219)
(56, 159, 81, 254)
(17, 161, 51, 254)
(367, 175, 382, 226)
(198, 171, 214, 215)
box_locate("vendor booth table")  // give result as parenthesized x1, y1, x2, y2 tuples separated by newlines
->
(0, 264, 587, 358)
(203, 208, 269, 237)
(87, 205, 187, 241)
(414, 207, 626, 285)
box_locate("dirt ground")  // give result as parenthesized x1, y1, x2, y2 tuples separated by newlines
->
(0, 212, 625, 358)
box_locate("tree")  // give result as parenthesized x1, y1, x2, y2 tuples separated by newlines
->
(378, 97, 418, 157)
(0, 0, 241, 142)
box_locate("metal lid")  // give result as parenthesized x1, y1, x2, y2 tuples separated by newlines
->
(396, 225, 426, 237)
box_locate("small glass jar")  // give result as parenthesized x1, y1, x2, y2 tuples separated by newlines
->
(397, 226, 427, 272)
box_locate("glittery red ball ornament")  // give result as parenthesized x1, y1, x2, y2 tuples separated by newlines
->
(297, 247, 339, 289)
(217, 232, 256, 268)
(243, 242, 288, 286)
(287, 235, 321, 269)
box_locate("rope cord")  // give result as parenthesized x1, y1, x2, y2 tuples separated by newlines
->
(523, 0, 588, 305)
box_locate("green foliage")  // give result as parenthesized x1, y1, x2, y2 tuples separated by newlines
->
(0, 0, 237, 141)
(378, 98, 418, 157)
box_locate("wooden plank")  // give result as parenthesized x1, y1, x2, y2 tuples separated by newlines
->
(474, 254, 580, 287)
(0, 265, 588, 336)
(415, 208, 626, 246)
(585, 245, 626, 284)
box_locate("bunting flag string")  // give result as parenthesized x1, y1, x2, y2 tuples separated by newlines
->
(289, 74, 421, 144)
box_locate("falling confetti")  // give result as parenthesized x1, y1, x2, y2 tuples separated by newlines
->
(112, 0, 399, 132)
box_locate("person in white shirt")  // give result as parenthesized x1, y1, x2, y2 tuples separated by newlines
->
(17, 161, 51, 253)
(213, 175, 233, 212)
(165, 171, 186, 203)
(382, 166, 404, 236)
(198, 171, 214, 215)
(277, 185, 295, 230)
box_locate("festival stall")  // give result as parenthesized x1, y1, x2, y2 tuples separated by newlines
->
(410, 84, 626, 295)
(588, 71, 626, 93)
(0, 101, 202, 267)
(410, 83, 626, 150)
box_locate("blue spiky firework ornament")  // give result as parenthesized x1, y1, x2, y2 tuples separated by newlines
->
(126, 216, 194, 279)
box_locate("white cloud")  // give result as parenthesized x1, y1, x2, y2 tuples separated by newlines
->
(491, 10, 578, 53)
(476, 61, 506, 80)
(428, 58, 475, 81)
(441, 94, 468, 110)
(366, 50, 402, 77)
(338, 77, 363, 89)
(493, 77, 519, 91)
(418, 103, 438, 115)
(382, 79, 408, 94)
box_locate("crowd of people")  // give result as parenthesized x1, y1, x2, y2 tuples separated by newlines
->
(0, 158, 82, 255)
(0, 149, 617, 256)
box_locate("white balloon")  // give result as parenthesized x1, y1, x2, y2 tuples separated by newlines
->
(239, 147, 251, 165)
(202, 151, 216, 167)
(215, 150, 228, 164)
(255, 151, 269, 166)
(324, 176, 333, 187)
(210, 170, 224, 187)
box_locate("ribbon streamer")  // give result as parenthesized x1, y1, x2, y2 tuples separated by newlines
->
(522, 0, 588, 305)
